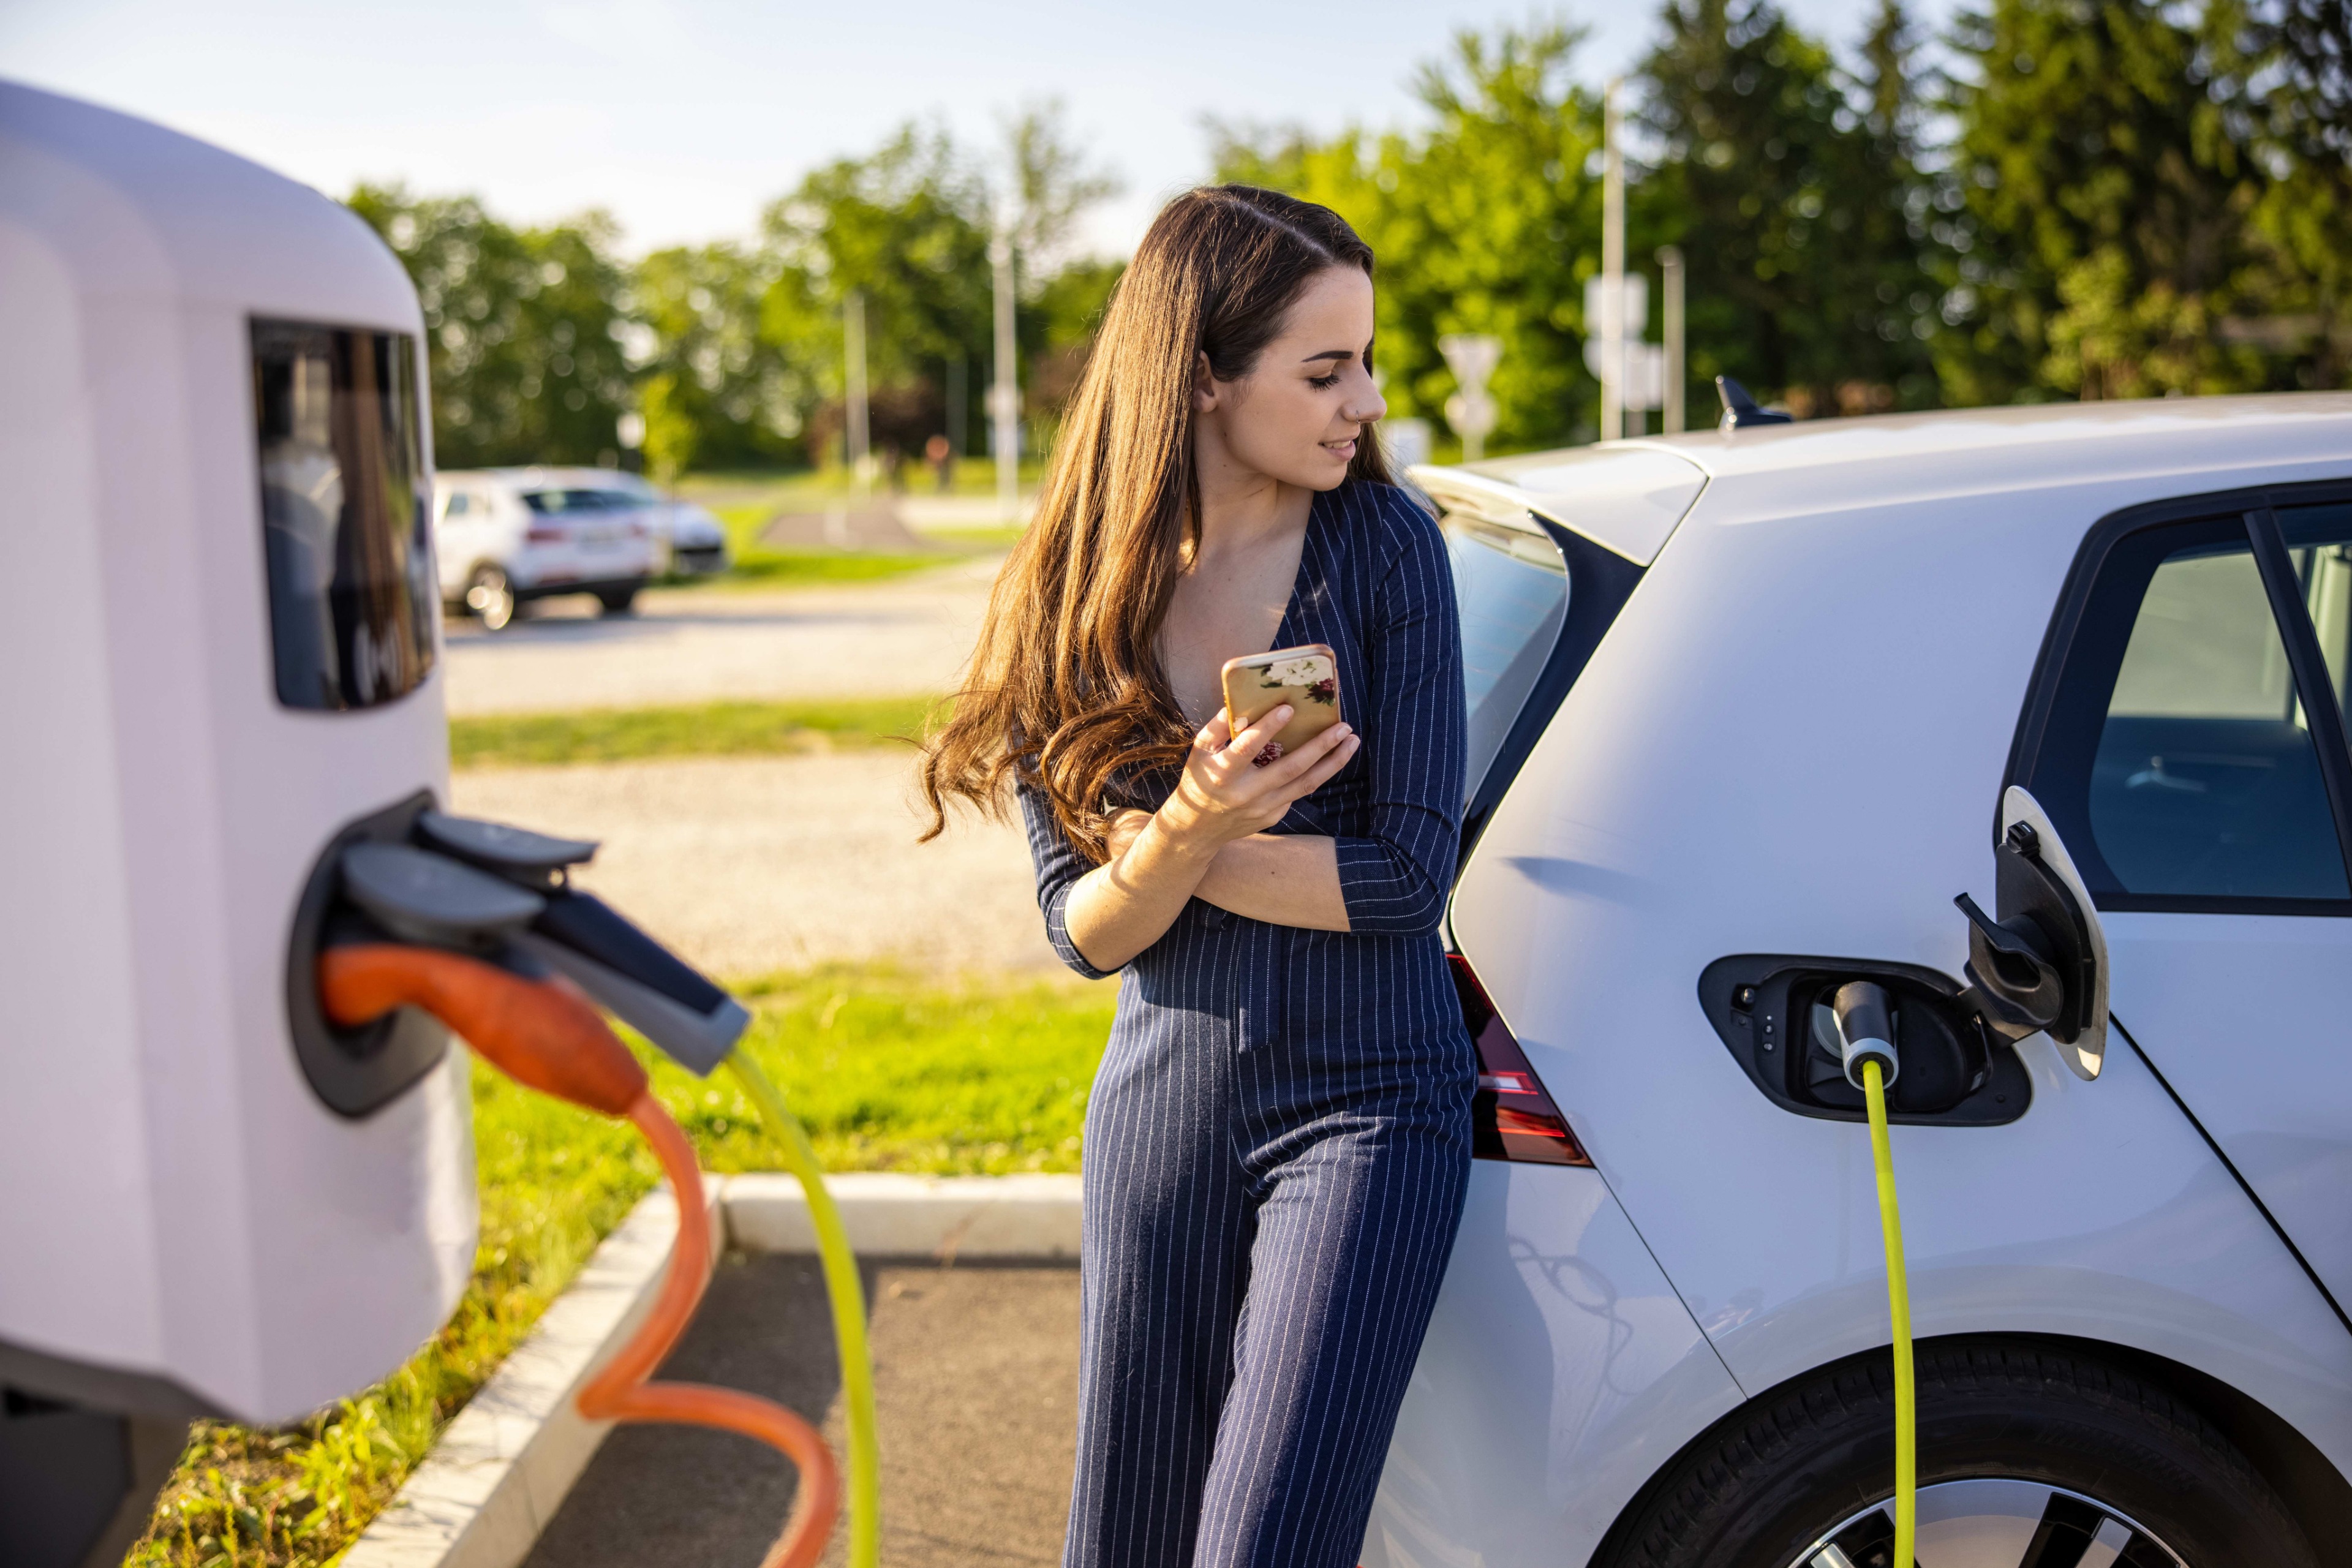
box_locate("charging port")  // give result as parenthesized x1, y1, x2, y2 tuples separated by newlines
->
(285, 791, 454, 1117)
(1699, 954, 2032, 1126)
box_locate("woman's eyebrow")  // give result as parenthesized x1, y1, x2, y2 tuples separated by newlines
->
(1300, 349, 1355, 364)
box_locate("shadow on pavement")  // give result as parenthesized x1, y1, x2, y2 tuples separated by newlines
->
(524, 1254, 1080, 1568)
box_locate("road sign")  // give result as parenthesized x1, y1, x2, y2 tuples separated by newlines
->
(1438, 333, 1502, 461)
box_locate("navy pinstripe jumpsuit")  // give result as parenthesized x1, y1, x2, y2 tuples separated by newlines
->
(1019, 479, 1476, 1568)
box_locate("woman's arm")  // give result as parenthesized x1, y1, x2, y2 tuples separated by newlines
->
(1100, 500, 1469, 938)
(1322, 504, 1466, 934)
(1056, 704, 1359, 972)
(1104, 813, 1349, 930)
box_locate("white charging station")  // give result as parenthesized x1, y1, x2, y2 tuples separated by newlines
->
(0, 79, 473, 1555)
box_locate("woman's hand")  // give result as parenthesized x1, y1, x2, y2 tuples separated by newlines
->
(1155, 704, 1359, 851)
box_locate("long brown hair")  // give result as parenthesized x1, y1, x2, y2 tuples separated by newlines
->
(918, 184, 1393, 858)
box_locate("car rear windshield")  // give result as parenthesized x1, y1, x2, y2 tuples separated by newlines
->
(1447, 514, 1572, 797)
(521, 488, 636, 514)
(1425, 486, 1647, 851)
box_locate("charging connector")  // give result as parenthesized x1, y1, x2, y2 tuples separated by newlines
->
(1829, 980, 1900, 1092)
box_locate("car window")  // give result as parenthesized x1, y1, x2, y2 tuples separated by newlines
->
(1446, 514, 1570, 799)
(442, 491, 470, 519)
(2030, 513, 2350, 904)
(2280, 502, 2352, 717)
(521, 488, 631, 514)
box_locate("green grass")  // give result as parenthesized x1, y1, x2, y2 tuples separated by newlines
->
(674, 459, 1048, 508)
(449, 695, 940, 770)
(723, 548, 946, 587)
(129, 962, 1114, 1567)
(656, 470, 1033, 594)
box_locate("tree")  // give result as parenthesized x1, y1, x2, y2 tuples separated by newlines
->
(631, 243, 802, 479)
(998, 102, 1128, 441)
(1638, 0, 1945, 415)
(1936, 0, 2311, 401)
(998, 100, 1123, 273)
(2224, 0, 2352, 385)
(761, 125, 995, 467)
(348, 185, 635, 469)
(1217, 24, 1609, 451)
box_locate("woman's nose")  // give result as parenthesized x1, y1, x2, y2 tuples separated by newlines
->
(1345, 382, 1388, 426)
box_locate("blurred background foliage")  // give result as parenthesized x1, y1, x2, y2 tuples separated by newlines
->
(353, 0, 2352, 474)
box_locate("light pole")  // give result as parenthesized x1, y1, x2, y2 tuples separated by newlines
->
(844, 289, 870, 499)
(990, 232, 1019, 524)
(1659, 245, 1685, 435)
(1600, 77, 1626, 443)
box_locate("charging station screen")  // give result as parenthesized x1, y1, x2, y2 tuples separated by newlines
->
(252, 320, 437, 710)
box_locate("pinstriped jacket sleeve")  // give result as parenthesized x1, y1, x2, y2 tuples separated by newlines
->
(1331, 500, 1466, 936)
(1018, 780, 1118, 979)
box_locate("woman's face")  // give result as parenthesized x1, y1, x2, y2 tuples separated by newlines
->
(1197, 265, 1387, 492)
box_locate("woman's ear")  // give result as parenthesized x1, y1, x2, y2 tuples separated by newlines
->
(1191, 350, 1219, 414)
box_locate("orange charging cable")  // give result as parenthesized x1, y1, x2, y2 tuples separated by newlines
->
(320, 944, 842, 1568)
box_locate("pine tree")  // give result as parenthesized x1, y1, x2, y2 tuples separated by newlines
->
(1638, 0, 1943, 416)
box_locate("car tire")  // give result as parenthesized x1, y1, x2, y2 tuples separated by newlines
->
(596, 586, 639, 616)
(1598, 1341, 2314, 1568)
(466, 566, 516, 631)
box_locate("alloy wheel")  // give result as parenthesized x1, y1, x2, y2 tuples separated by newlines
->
(1793, 1479, 2185, 1568)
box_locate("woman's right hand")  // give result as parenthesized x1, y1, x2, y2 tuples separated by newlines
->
(1155, 705, 1359, 852)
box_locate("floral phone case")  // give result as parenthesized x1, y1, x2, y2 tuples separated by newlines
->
(1221, 644, 1341, 767)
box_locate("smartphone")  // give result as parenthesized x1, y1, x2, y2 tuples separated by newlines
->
(1221, 643, 1342, 767)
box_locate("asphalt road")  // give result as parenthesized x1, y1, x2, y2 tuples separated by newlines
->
(523, 1257, 1080, 1568)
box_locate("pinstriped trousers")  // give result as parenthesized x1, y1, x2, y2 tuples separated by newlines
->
(1063, 973, 1474, 1568)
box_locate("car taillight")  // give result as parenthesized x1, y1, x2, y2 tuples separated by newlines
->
(525, 525, 565, 543)
(1449, 952, 1589, 1166)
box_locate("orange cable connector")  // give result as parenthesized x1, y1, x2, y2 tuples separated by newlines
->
(318, 944, 842, 1568)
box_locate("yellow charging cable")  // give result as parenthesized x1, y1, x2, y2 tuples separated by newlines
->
(1860, 1058, 1915, 1566)
(727, 1052, 881, 1568)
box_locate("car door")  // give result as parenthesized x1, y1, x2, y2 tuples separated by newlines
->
(2007, 480, 2352, 1314)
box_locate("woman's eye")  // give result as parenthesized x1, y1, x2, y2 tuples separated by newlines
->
(1308, 371, 1341, 390)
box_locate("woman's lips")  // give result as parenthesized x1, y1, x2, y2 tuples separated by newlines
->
(1322, 437, 1357, 461)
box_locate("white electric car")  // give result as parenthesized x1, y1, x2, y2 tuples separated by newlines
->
(1382, 394, 2352, 1568)
(433, 467, 660, 628)
(602, 470, 732, 576)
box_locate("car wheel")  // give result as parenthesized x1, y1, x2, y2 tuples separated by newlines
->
(595, 586, 639, 616)
(1598, 1343, 2313, 1568)
(466, 567, 516, 631)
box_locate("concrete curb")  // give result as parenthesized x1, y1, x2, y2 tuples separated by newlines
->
(342, 1172, 1082, 1568)
(723, 1172, 1083, 1262)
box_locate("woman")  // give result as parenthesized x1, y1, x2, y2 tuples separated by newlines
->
(921, 184, 1473, 1568)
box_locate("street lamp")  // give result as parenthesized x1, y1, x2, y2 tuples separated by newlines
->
(990, 232, 1019, 524)
(845, 289, 870, 499)
(1601, 77, 1625, 442)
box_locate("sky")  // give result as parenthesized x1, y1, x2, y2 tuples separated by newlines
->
(1, 0, 1948, 260)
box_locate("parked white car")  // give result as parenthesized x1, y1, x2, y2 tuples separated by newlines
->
(1382, 394, 2352, 1567)
(432, 467, 660, 628)
(600, 471, 731, 576)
